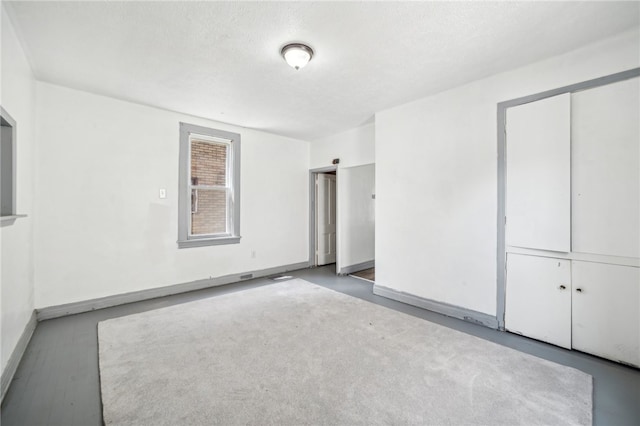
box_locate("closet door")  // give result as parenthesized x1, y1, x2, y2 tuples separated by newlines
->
(571, 77, 640, 258)
(505, 93, 571, 252)
(505, 254, 572, 349)
(572, 261, 639, 367)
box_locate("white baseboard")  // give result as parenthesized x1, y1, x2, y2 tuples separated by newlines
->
(339, 260, 374, 276)
(1, 310, 37, 403)
(36, 262, 310, 321)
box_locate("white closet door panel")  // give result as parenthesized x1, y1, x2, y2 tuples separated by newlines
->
(572, 77, 640, 258)
(505, 254, 572, 349)
(506, 93, 571, 252)
(572, 261, 640, 367)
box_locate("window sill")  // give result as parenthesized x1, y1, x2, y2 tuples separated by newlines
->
(0, 214, 27, 227)
(178, 235, 241, 249)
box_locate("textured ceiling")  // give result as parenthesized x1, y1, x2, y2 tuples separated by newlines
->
(5, 1, 639, 140)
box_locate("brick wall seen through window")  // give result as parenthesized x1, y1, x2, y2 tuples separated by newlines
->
(190, 140, 228, 235)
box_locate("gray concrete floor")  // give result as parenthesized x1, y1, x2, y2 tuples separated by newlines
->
(2, 265, 639, 425)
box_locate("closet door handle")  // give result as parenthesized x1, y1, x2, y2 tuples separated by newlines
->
(558, 285, 566, 290)
(576, 288, 583, 293)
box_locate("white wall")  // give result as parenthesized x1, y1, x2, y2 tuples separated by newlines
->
(34, 82, 310, 308)
(310, 123, 374, 169)
(338, 164, 375, 271)
(1, 7, 36, 372)
(375, 28, 640, 316)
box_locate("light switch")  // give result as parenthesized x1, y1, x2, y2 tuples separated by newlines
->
(159, 188, 166, 199)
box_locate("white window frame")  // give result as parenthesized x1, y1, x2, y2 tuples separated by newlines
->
(178, 122, 241, 248)
(188, 134, 231, 237)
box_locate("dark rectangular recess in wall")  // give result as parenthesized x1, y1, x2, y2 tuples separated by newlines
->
(1, 110, 15, 216)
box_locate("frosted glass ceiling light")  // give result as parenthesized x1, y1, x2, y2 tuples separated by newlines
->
(281, 43, 314, 70)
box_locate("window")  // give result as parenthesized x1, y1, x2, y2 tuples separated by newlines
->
(1, 107, 23, 225)
(178, 123, 241, 248)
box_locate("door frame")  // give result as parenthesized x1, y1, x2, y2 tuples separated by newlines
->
(309, 166, 338, 269)
(496, 67, 640, 330)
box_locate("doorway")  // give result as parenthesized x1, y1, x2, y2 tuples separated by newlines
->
(309, 167, 338, 269)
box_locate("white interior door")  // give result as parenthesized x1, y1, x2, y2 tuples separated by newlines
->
(338, 164, 375, 268)
(316, 173, 336, 266)
(572, 261, 640, 367)
(571, 77, 640, 258)
(505, 93, 571, 252)
(505, 254, 572, 349)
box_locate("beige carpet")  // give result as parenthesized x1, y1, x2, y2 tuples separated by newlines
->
(98, 279, 592, 425)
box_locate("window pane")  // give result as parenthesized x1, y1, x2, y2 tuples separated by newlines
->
(191, 189, 227, 235)
(191, 139, 227, 186)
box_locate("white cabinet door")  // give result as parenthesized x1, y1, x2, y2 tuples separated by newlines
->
(572, 261, 640, 367)
(505, 93, 571, 253)
(505, 254, 572, 349)
(571, 77, 640, 258)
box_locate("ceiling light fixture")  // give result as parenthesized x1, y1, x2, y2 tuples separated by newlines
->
(281, 43, 314, 70)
